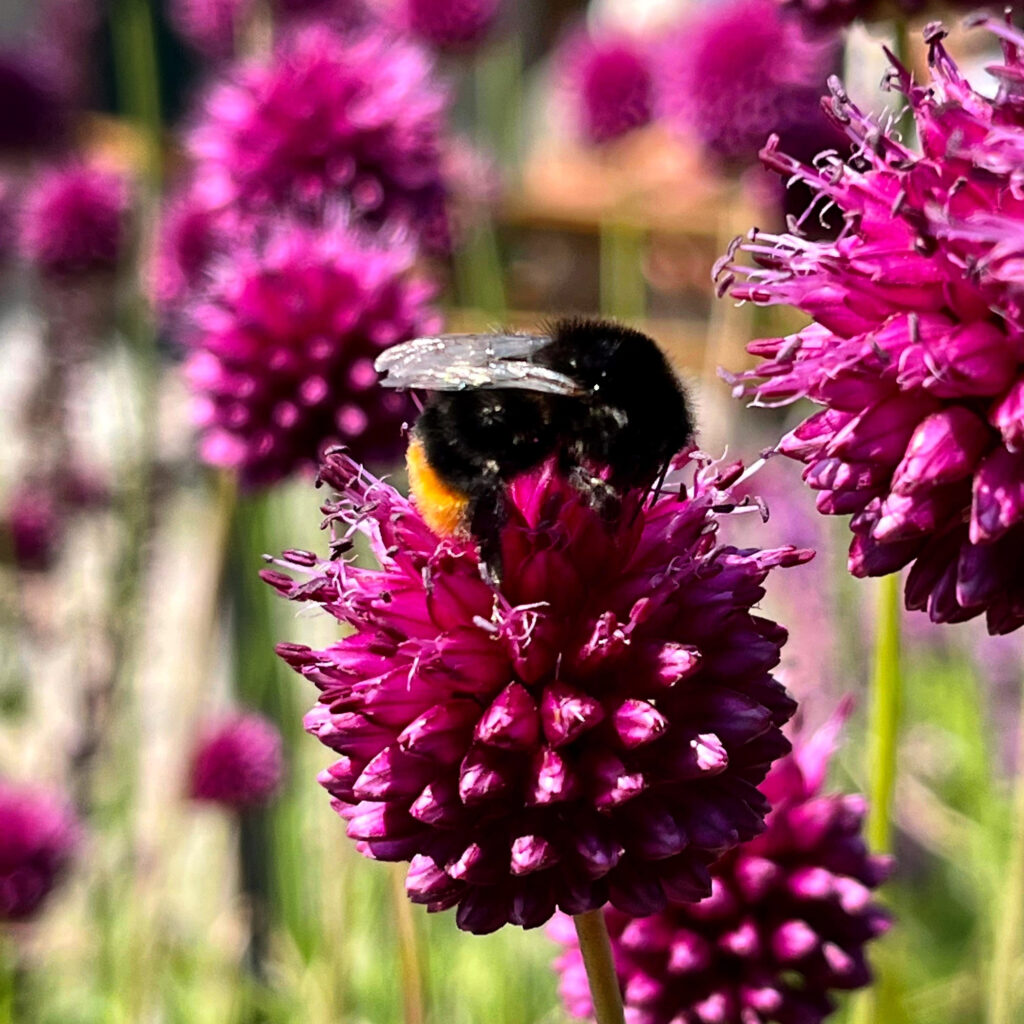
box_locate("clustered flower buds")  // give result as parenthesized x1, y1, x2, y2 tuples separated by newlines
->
(550, 706, 891, 1024)
(556, 27, 654, 144)
(185, 24, 451, 252)
(266, 449, 809, 934)
(20, 163, 131, 280)
(182, 214, 436, 486)
(717, 20, 1024, 633)
(189, 713, 285, 809)
(0, 781, 80, 922)
(656, 0, 841, 168)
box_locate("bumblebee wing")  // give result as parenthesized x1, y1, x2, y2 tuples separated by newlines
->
(374, 333, 583, 395)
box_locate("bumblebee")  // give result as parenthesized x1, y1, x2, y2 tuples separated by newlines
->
(374, 317, 694, 577)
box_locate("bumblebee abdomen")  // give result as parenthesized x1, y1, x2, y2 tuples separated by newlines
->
(406, 436, 471, 537)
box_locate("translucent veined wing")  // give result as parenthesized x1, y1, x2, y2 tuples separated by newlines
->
(374, 333, 583, 395)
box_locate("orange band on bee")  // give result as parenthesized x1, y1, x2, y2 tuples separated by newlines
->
(406, 437, 470, 538)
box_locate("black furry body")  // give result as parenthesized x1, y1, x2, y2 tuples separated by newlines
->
(412, 318, 694, 569)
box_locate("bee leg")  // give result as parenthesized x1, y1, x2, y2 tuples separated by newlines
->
(467, 485, 507, 586)
(565, 463, 621, 521)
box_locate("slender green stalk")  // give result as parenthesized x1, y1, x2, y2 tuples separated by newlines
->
(390, 865, 427, 1024)
(110, 0, 163, 187)
(454, 220, 507, 321)
(599, 223, 646, 322)
(987, 676, 1024, 1024)
(573, 910, 625, 1024)
(0, 936, 14, 1024)
(866, 572, 903, 853)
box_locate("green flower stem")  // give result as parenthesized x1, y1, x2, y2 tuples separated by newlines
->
(454, 219, 508, 321)
(866, 572, 903, 853)
(987, 677, 1024, 1024)
(573, 910, 625, 1024)
(600, 222, 646, 322)
(110, 0, 163, 188)
(0, 937, 13, 1024)
(390, 864, 427, 1024)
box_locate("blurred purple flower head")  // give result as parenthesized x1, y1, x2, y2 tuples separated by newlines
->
(550, 703, 891, 1024)
(3, 485, 63, 573)
(557, 27, 654, 144)
(656, 0, 841, 168)
(152, 189, 231, 317)
(20, 164, 131, 280)
(398, 0, 502, 51)
(169, 0, 248, 58)
(0, 781, 80, 922)
(266, 450, 809, 934)
(717, 21, 1024, 634)
(0, 178, 18, 268)
(0, 49, 71, 154)
(186, 24, 451, 252)
(183, 214, 436, 486)
(189, 713, 284, 808)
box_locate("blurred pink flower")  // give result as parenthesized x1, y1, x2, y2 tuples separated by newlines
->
(398, 0, 502, 51)
(182, 213, 436, 486)
(189, 714, 284, 809)
(656, 0, 841, 168)
(556, 27, 654, 144)
(186, 23, 451, 252)
(3, 485, 63, 573)
(0, 781, 80, 922)
(266, 449, 809, 934)
(717, 21, 1024, 633)
(550, 703, 891, 1024)
(20, 164, 131, 280)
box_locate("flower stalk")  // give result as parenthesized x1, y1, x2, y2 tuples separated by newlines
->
(573, 910, 625, 1024)
(391, 865, 427, 1024)
(987, 674, 1024, 1024)
(867, 572, 903, 853)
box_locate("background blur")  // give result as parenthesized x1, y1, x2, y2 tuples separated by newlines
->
(0, 1, 1018, 1021)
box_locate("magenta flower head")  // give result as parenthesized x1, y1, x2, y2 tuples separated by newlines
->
(556, 26, 654, 144)
(186, 24, 451, 252)
(265, 449, 809, 934)
(20, 164, 131, 280)
(2, 485, 63, 573)
(656, 0, 841, 168)
(778, 0, 932, 31)
(0, 781, 80, 922)
(189, 713, 284, 809)
(183, 213, 435, 486)
(398, 0, 502, 50)
(716, 20, 1024, 634)
(550, 703, 891, 1024)
(169, 0, 249, 58)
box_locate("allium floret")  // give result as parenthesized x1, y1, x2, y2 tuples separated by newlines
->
(266, 449, 810, 934)
(20, 163, 131, 280)
(189, 713, 284, 808)
(716, 20, 1024, 634)
(186, 24, 451, 252)
(550, 703, 891, 1024)
(182, 214, 436, 486)
(556, 27, 654, 144)
(656, 0, 840, 168)
(0, 780, 80, 922)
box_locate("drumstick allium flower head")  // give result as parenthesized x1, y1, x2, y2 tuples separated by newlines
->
(400, 0, 502, 51)
(716, 20, 1024, 634)
(182, 214, 436, 486)
(186, 24, 452, 252)
(656, 0, 840, 168)
(20, 163, 131, 280)
(265, 449, 809, 934)
(557, 27, 654, 144)
(0, 781, 80, 922)
(550, 703, 891, 1024)
(189, 714, 285, 808)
